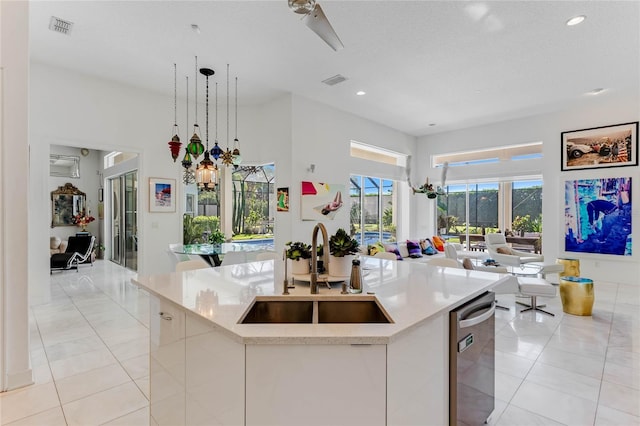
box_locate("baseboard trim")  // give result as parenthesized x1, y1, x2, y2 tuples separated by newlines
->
(4, 368, 33, 392)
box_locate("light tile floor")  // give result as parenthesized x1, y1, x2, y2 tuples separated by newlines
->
(1, 260, 639, 425)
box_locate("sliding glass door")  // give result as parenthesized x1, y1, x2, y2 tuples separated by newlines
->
(109, 171, 138, 271)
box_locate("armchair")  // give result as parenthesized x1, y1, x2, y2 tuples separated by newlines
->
(50, 235, 95, 273)
(484, 233, 543, 267)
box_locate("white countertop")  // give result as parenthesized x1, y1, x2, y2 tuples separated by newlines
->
(132, 257, 505, 344)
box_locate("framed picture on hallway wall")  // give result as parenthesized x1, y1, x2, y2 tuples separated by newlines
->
(149, 177, 176, 213)
(561, 121, 638, 171)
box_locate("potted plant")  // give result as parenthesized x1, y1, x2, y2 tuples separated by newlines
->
(285, 241, 312, 275)
(328, 228, 359, 277)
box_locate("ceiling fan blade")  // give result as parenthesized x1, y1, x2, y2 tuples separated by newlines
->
(302, 3, 344, 51)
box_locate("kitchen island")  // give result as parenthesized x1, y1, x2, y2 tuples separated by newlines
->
(132, 257, 506, 425)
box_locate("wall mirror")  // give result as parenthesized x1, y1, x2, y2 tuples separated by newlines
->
(50, 154, 80, 178)
(51, 183, 86, 227)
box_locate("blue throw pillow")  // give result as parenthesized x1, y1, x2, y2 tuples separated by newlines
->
(424, 246, 438, 256)
(406, 240, 423, 258)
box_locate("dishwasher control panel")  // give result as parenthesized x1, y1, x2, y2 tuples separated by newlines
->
(458, 333, 474, 353)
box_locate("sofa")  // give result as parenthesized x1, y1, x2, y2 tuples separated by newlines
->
(360, 239, 445, 263)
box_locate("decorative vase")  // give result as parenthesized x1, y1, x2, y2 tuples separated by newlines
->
(291, 259, 310, 275)
(328, 255, 354, 277)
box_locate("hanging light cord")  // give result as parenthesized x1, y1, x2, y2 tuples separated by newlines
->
(173, 63, 178, 128)
(194, 56, 198, 127)
(186, 76, 189, 133)
(215, 82, 218, 142)
(235, 77, 238, 140)
(205, 74, 209, 150)
(226, 63, 230, 149)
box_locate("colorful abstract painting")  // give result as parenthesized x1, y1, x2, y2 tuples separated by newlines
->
(301, 181, 344, 221)
(564, 177, 631, 255)
(277, 187, 289, 212)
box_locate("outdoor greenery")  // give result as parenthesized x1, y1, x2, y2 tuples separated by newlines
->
(183, 214, 224, 245)
(438, 185, 543, 234)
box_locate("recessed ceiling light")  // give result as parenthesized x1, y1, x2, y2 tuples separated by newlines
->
(356, 91, 366, 96)
(566, 15, 586, 26)
(191, 24, 201, 34)
(586, 88, 606, 95)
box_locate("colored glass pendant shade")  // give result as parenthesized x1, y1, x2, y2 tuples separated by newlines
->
(232, 146, 242, 165)
(211, 142, 223, 160)
(168, 133, 181, 162)
(187, 129, 204, 158)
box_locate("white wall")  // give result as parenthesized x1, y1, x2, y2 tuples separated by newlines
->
(417, 96, 640, 285)
(1, 0, 32, 391)
(287, 95, 416, 245)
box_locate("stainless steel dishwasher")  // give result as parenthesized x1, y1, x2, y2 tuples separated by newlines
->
(449, 291, 496, 425)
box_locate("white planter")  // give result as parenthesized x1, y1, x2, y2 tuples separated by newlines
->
(291, 259, 310, 275)
(328, 255, 354, 277)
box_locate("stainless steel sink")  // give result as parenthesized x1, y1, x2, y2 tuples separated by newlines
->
(317, 300, 392, 323)
(239, 297, 393, 324)
(240, 300, 313, 324)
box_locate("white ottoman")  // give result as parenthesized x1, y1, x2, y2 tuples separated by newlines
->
(529, 262, 565, 281)
(518, 277, 557, 316)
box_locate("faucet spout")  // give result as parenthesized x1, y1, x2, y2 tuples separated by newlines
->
(310, 223, 329, 294)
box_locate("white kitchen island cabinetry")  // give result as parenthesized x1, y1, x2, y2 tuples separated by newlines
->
(136, 257, 507, 425)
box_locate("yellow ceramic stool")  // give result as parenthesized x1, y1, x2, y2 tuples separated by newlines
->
(556, 258, 580, 278)
(559, 277, 594, 316)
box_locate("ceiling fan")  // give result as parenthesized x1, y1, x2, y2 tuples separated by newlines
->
(288, 0, 344, 51)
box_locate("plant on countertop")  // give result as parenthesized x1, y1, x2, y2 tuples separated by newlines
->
(285, 241, 312, 261)
(329, 228, 359, 257)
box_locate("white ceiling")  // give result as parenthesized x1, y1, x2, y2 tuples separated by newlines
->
(29, 1, 640, 137)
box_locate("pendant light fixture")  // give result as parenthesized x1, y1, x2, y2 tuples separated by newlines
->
(195, 67, 217, 191)
(221, 63, 235, 167)
(209, 82, 221, 183)
(182, 75, 196, 185)
(210, 80, 223, 161)
(167, 63, 181, 162)
(186, 56, 205, 160)
(232, 76, 242, 166)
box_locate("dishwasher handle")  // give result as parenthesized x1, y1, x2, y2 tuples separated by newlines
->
(459, 302, 495, 329)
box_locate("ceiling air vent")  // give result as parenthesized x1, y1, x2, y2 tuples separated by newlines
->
(49, 16, 73, 35)
(322, 74, 348, 86)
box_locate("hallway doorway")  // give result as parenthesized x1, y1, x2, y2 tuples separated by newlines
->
(109, 171, 138, 271)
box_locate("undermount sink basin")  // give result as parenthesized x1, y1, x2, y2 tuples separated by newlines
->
(317, 300, 391, 323)
(239, 298, 393, 324)
(240, 300, 314, 324)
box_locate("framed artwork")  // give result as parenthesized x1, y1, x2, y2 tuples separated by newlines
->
(51, 183, 86, 227)
(149, 177, 176, 213)
(564, 177, 632, 256)
(561, 121, 638, 171)
(277, 187, 289, 212)
(301, 181, 344, 221)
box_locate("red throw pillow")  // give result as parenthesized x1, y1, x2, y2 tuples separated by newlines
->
(431, 236, 445, 251)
